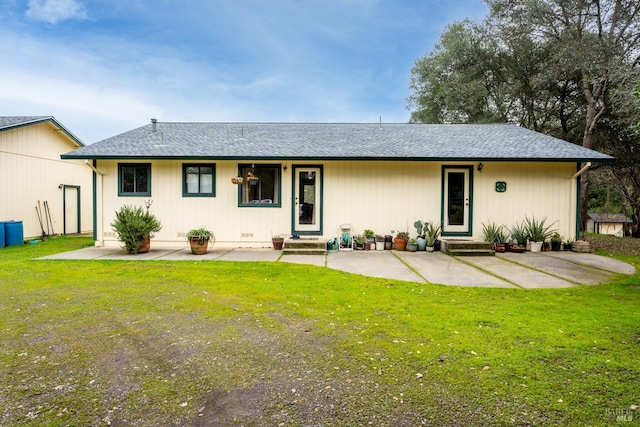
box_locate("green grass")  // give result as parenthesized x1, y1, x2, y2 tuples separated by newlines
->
(1, 237, 639, 426)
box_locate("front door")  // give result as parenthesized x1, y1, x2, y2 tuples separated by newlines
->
(293, 166, 322, 234)
(443, 167, 472, 235)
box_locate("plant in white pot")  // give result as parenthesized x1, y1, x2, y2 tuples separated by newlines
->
(424, 221, 441, 252)
(525, 216, 556, 253)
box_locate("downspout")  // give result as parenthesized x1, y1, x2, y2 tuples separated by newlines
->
(92, 160, 97, 242)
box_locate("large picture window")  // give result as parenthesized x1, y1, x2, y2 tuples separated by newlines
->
(118, 163, 151, 196)
(183, 164, 216, 197)
(238, 164, 281, 206)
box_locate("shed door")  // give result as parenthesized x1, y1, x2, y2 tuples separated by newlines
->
(443, 167, 471, 235)
(63, 185, 81, 234)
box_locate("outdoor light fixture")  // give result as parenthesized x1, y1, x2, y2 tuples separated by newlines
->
(477, 162, 484, 172)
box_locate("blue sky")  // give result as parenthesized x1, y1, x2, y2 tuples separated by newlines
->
(0, 0, 488, 143)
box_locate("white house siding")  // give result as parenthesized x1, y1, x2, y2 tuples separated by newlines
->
(471, 161, 576, 241)
(95, 159, 578, 248)
(0, 122, 93, 239)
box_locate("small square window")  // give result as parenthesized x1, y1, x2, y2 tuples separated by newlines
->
(118, 163, 151, 196)
(238, 164, 281, 206)
(183, 164, 216, 197)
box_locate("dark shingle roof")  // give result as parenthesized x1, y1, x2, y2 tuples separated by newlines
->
(0, 116, 84, 147)
(61, 122, 613, 161)
(588, 213, 632, 223)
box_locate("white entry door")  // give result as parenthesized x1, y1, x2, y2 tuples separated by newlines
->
(293, 166, 321, 234)
(443, 167, 471, 235)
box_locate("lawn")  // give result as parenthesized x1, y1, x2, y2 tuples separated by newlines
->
(0, 236, 638, 426)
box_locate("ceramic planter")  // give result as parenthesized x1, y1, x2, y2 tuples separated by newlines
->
(407, 243, 418, 252)
(189, 237, 210, 255)
(529, 241, 543, 252)
(272, 239, 284, 250)
(394, 239, 407, 251)
(137, 236, 151, 254)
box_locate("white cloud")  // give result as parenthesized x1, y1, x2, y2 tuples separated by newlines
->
(26, 0, 87, 24)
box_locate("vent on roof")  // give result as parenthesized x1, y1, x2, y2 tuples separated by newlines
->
(151, 118, 157, 132)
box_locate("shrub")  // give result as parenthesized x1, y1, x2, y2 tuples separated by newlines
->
(111, 205, 162, 254)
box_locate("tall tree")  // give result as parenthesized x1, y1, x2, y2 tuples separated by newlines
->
(409, 0, 640, 231)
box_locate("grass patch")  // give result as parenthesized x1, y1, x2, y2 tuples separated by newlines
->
(0, 236, 639, 425)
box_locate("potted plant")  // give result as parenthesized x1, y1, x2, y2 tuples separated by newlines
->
(414, 220, 427, 251)
(509, 221, 528, 252)
(424, 221, 441, 252)
(394, 231, 409, 251)
(482, 222, 507, 252)
(375, 234, 385, 251)
(247, 172, 259, 185)
(549, 232, 562, 251)
(272, 234, 284, 250)
(186, 226, 215, 255)
(363, 229, 375, 250)
(407, 238, 418, 252)
(524, 216, 556, 253)
(354, 234, 366, 250)
(563, 239, 574, 251)
(111, 204, 162, 254)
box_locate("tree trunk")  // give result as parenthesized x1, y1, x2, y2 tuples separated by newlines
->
(579, 75, 606, 231)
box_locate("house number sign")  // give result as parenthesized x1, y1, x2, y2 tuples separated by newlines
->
(495, 181, 507, 192)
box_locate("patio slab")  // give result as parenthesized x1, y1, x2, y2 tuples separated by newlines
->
(36, 245, 636, 289)
(395, 251, 518, 288)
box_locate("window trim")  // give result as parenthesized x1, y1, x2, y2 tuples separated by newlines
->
(182, 163, 216, 197)
(118, 163, 151, 197)
(237, 163, 282, 207)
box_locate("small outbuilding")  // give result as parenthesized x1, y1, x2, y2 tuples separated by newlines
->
(1, 116, 93, 241)
(586, 213, 631, 237)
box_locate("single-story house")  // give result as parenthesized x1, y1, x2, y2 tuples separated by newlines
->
(586, 213, 631, 237)
(61, 120, 614, 249)
(1, 116, 93, 240)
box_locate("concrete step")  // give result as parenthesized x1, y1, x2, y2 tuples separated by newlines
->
(283, 238, 327, 255)
(441, 239, 495, 256)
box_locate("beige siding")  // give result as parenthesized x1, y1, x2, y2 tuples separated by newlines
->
(586, 219, 625, 236)
(0, 122, 93, 239)
(96, 159, 579, 248)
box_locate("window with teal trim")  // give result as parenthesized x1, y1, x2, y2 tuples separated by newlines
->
(118, 163, 151, 196)
(238, 164, 280, 206)
(183, 164, 216, 197)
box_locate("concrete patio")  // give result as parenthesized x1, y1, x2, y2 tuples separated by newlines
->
(38, 246, 636, 289)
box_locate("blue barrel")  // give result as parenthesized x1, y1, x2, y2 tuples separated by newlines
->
(5, 220, 24, 246)
(0, 221, 5, 248)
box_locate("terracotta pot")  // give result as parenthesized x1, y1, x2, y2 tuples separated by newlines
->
(137, 236, 151, 253)
(394, 238, 407, 251)
(189, 237, 210, 255)
(272, 239, 284, 250)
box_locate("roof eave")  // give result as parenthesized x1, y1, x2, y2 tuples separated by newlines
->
(60, 154, 616, 162)
(2, 117, 84, 147)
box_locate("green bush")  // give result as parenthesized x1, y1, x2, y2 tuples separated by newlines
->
(111, 205, 162, 254)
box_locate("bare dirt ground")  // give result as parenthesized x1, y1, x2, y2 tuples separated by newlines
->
(584, 233, 640, 257)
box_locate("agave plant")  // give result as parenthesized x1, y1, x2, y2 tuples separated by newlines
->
(524, 216, 556, 242)
(510, 221, 528, 247)
(482, 222, 507, 243)
(424, 221, 442, 246)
